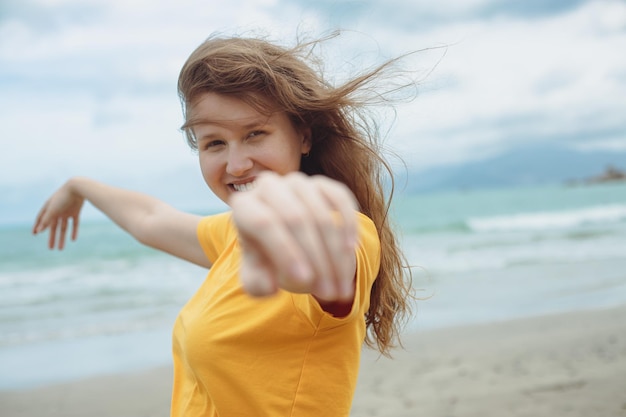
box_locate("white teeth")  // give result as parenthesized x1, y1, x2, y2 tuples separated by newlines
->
(233, 181, 257, 192)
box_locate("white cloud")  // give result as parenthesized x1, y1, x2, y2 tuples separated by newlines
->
(372, 0, 626, 169)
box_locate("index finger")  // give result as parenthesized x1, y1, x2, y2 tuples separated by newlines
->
(32, 201, 50, 235)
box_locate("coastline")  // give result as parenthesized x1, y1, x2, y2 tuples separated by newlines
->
(1, 304, 625, 417)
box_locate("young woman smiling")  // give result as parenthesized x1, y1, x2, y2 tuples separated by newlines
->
(33, 34, 414, 417)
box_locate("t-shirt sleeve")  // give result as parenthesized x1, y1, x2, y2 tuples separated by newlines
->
(196, 212, 236, 264)
(291, 212, 381, 329)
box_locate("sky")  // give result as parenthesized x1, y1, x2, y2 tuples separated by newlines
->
(1, 0, 626, 220)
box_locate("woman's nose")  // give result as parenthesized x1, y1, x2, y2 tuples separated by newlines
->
(225, 148, 254, 177)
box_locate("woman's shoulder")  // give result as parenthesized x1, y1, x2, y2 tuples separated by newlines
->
(356, 211, 378, 239)
(197, 211, 236, 248)
(356, 211, 374, 226)
(355, 211, 380, 264)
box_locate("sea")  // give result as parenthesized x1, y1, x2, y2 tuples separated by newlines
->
(1, 182, 626, 390)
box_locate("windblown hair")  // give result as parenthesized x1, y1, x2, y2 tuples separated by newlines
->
(178, 33, 414, 356)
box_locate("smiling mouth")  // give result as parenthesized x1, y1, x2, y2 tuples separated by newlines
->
(231, 181, 257, 192)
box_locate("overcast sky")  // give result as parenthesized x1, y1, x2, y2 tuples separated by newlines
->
(1, 0, 625, 217)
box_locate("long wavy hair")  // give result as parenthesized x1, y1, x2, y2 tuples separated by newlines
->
(178, 33, 414, 356)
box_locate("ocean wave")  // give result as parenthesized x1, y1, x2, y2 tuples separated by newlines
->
(467, 204, 626, 233)
(0, 316, 171, 348)
(404, 221, 471, 235)
(402, 226, 626, 275)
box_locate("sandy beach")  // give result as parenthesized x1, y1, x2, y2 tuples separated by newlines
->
(1, 305, 625, 417)
(353, 305, 626, 417)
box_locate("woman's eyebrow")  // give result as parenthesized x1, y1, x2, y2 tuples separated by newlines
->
(185, 115, 271, 130)
(197, 131, 220, 142)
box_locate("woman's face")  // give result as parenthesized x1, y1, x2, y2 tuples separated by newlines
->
(191, 92, 311, 204)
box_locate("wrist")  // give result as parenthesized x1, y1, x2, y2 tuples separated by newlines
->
(65, 177, 88, 200)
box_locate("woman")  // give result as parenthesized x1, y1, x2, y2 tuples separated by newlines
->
(33, 34, 413, 416)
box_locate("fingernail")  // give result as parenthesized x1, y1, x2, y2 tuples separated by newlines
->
(292, 262, 312, 283)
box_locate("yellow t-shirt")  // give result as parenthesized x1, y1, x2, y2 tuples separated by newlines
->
(170, 211, 380, 417)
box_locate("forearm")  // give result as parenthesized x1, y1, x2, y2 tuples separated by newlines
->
(67, 176, 166, 242)
(34, 176, 208, 266)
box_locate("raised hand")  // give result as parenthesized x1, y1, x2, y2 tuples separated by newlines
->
(229, 171, 359, 303)
(32, 182, 85, 250)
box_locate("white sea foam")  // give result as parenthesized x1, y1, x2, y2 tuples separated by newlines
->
(467, 204, 626, 233)
(403, 222, 626, 275)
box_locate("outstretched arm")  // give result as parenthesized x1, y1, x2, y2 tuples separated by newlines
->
(33, 177, 210, 268)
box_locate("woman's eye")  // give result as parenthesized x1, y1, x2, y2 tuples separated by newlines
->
(248, 130, 265, 139)
(202, 140, 224, 150)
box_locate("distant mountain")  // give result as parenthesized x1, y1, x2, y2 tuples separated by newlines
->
(403, 145, 626, 193)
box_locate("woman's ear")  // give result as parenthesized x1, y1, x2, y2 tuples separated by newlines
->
(301, 127, 312, 154)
